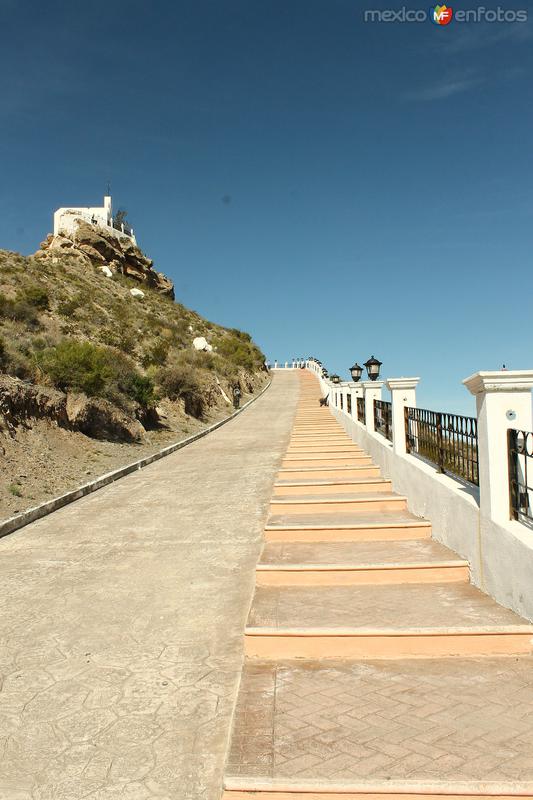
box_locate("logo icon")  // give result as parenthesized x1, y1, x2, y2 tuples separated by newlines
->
(431, 4, 453, 24)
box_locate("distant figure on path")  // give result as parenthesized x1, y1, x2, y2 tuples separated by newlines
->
(233, 385, 242, 409)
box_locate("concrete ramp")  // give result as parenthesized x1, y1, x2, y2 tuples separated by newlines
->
(0, 372, 299, 800)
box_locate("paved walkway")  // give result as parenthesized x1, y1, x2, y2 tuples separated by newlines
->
(224, 371, 533, 798)
(0, 372, 298, 800)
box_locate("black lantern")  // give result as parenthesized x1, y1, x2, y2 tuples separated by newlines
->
(364, 355, 382, 381)
(330, 374, 341, 384)
(349, 363, 363, 383)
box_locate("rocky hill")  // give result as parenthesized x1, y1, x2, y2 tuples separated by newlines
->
(0, 226, 268, 519)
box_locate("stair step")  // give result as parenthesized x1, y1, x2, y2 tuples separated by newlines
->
(269, 492, 407, 515)
(290, 432, 346, 438)
(281, 456, 373, 468)
(286, 445, 363, 453)
(291, 422, 342, 427)
(224, 657, 533, 794)
(278, 466, 381, 480)
(245, 582, 533, 658)
(288, 440, 356, 447)
(265, 511, 432, 542)
(256, 540, 469, 585)
(273, 478, 392, 496)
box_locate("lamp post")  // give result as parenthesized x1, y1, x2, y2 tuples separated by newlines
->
(349, 363, 363, 382)
(364, 356, 382, 382)
(330, 374, 341, 385)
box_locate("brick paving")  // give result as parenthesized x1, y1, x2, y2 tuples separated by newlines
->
(226, 658, 533, 783)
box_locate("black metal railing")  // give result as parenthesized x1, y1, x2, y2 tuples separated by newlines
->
(113, 219, 134, 236)
(357, 397, 365, 424)
(346, 393, 352, 415)
(508, 429, 533, 524)
(374, 399, 392, 442)
(405, 406, 479, 485)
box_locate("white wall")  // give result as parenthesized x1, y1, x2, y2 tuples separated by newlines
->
(53, 196, 136, 245)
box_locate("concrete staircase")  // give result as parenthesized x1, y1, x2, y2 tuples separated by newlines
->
(223, 371, 533, 799)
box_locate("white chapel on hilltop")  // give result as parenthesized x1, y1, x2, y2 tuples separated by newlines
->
(53, 195, 136, 245)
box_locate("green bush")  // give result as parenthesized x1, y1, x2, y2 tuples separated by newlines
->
(57, 294, 83, 316)
(0, 293, 40, 328)
(18, 284, 50, 310)
(38, 340, 114, 396)
(37, 339, 155, 408)
(142, 338, 170, 368)
(123, 373, 156, 407)
(157, 360, 205, 417)
(229, 328, 252, 343)
(157, 362, 198, 400)
(214, 332, 264, 372)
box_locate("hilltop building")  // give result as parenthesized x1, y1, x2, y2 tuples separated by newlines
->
(53, 195, 136, 245)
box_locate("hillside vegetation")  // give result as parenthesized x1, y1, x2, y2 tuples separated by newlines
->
(0, 248, 265, 425)
(0, 233, 267, 518)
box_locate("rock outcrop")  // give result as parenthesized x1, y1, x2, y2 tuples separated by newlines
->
(0, 375, 146, 443)
(35, 220, 175, 299)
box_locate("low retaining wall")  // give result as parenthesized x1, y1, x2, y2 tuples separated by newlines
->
(331, 405, 533, 622)
(0, 379, 272, 539)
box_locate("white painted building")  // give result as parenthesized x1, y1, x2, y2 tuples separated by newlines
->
(53, 195, 136, 245)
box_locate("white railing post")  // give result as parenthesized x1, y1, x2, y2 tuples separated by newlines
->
(387, 378, 420, 456)
(362, 381, 383, 433)
(463, 371, 533, 525)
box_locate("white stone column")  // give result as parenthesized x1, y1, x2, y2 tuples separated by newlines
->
(362, 381, 383, 433)
(463, 371, 533, 524)
(387, 378, 420, 456)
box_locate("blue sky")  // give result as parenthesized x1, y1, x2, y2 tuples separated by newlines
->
(1, 0, 532, 414)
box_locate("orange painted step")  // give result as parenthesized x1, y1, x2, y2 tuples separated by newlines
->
(245, 583, 533, 659)
(277, 465, 381, 480)
(269, 492, 408, 515)
(256, 540, 470, 586)
(264, 511, 432, 543)
(281, 456, 373, 468)
(273, 478, 392, 496)
(285, 447, 365, 456)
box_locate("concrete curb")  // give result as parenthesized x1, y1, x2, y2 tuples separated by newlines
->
(0, 378, 272, 540)
(223, 777, 533, 794)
